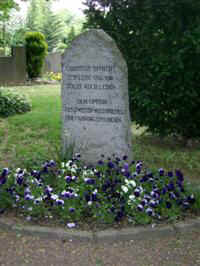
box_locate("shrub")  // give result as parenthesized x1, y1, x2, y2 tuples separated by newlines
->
(84, 0, 200, 140)
(0, 88, 31, 117)
(0, 154, 197, 228)
(44, 72, 62, 82)
(25, 32, 48, 79)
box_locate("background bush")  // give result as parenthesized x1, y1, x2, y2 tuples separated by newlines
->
(83, 0, 200, 140)
(46, 72, 62, 82)
(0, 88, 31, 117)
(25, 31, 48, 79)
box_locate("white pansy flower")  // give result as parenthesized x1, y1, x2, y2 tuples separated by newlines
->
(121, 185, 129, 193)
(139, 186, 144, 193)
(36, 197, 42, 202)
(25, 187, 31, 194)
(66, 160, 72, 166)
(51, 194, 58, 200)
(82, 170, 88, 177)
(129, 180, 136, 187)
(67, 222, 76, 228)
(129, 195, 136, 200)
(71, 167, 77, 173)
(125, 179, 136, 188)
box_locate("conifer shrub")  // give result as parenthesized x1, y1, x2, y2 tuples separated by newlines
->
(25, 32, 48, 79)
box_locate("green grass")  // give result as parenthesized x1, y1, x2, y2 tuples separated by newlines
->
(0, 85, 61, 169)
(0, 84, 199, 185)
(132, 127, 200, 185)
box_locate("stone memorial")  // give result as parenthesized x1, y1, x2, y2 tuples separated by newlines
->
(61, 29, 132, 164)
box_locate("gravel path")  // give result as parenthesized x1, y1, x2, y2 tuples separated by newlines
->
(0, 228, 200, 266)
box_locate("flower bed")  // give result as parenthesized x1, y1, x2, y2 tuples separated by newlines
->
(0, 154, 198, 229)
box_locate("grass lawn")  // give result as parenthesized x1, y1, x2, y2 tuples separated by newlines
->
(0, 84, 200, 185)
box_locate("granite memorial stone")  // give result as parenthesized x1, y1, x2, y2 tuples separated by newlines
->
(61, 29, 132, 163)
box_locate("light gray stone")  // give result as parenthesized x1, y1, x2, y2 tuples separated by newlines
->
(61, 29, 132, 164)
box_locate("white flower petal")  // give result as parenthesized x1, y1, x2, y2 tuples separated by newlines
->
(121, 185, 129, 193)
(67, 222, 76, 228)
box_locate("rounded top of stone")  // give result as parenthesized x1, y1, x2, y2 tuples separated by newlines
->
(62, 29, 127, 71)
(70, 29, 115, 47)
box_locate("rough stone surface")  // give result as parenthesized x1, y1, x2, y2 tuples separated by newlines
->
(61, 29, 132, 164)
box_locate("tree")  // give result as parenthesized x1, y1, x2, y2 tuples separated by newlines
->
(0, 0, 19, 52)
(5, 8, 27, 46)
(26, 0, 44, 32)
(55, 8, 85, 52)
(65, 26, 76, 45)
(40, 0, 65, 52)
(25, 0, 65, 52)
(1, 0, 60, 51)
(0, 0, 18, 20)
(83, 0, 200, 140)
(0, 0, 53, 15)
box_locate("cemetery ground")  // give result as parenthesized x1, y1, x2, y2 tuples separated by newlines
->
(0, 227, 200, 266)
(0, 85, 199, 184)
(0, 84, 200, 265)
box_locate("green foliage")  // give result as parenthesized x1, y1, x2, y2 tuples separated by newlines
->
(0, 0, 18, 21)
(26, 0, 44, 32)
(54, 41, 67, 53)
(0, 88, 31, 117)
(41, 1, 65, 52)
(45, 72, 62, 81)
(0, 6, 27, 49)
(54, 9, 85, 52)
(25, 31, 48, 79)
(66, 26, 76, 45)
(0, 47, 5, 55)
(26, 0, 65, 52)
(83, 0, 200, 139)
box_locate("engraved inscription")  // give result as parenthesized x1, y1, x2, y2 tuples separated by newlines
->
(66, 83, 82, 89)
(83, 83, 115, 90)
(66, 74, 91, 81)
(65, 115, 122, 123)
(64, 106, 124, 115)
(65, 65, 114, 73)
(77, 99, 108, 105)
(63, 64, 121, 123)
